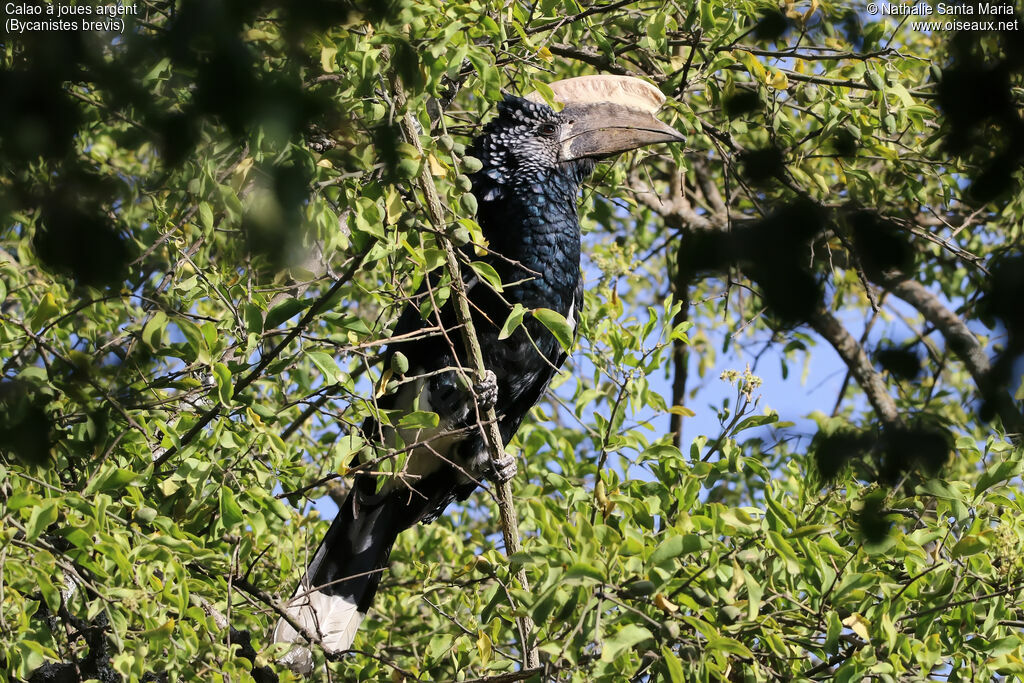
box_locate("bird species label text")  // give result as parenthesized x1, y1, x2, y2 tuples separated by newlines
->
(3, 2, 136, 33)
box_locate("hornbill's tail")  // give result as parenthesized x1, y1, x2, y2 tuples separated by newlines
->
(272, 475, 399, 669)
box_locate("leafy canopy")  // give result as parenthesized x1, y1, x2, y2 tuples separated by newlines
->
(1, 0, 1023, 681)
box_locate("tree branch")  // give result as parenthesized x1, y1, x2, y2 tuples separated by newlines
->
(525, 0, 635, 35)
(548, 44, 643, 78)
(808, 307, 902, 427)
(461, 667, 546, 683)
(876, 271, 1024, 435)
(153, 255, 362, 468)
(391, 76, 540, 670)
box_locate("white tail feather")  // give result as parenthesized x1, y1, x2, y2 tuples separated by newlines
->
(273, 586, 365, 672)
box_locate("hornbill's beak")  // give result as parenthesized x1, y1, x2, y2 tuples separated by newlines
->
(557, 102, 685, 161)
(526, 74, 685, 161)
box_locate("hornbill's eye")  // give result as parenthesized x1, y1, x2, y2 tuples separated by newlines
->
(538, 122, 558, 137)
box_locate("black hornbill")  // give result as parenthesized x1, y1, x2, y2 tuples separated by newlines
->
(273, 76, 683, 669)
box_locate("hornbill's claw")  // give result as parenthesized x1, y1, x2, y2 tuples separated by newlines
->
(473, 370, 498, 413)
(486, 452, 518, 484)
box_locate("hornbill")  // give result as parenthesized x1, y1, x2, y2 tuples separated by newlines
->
(273, 75, 683, 670)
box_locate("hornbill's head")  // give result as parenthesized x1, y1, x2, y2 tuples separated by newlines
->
(471, 75, 684, 201)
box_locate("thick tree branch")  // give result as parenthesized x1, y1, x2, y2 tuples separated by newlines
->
(629, 167, 720, 233)
(692, 157, 727, 219)
(877, 272, 1024, 435)
(881, 276, 990, 382)
(831, 305, 885, 417)
(626, 168, 906, 428)
(808, 307, 902, 427)
(391, 76, 540, 670)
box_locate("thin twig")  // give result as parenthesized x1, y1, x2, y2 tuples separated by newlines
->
(461, 667, 547, 683)
(153, 256, 363, 468)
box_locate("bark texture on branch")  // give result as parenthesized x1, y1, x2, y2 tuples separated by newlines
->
(392, 77, 540, 670)
(877, 271, 1024, 435)
(808, 307, 902, 427)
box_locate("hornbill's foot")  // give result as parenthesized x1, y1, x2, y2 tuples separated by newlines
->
(473, 370, 498, 413)
(485, 452, 518, 484)
(277, 645, 314, 675)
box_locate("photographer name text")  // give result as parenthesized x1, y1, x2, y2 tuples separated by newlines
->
(871, 2, 1014, 15)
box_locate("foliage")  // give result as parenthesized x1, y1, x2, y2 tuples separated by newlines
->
(1, 0, 1023, 681)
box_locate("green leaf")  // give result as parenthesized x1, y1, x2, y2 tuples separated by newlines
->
(564, 563, 604, 582)
(718, 507, 761, 533)
(533, 307, 573, 352)
(320, 45, 338, 73)
(662, 646, 685, 682)
(220, 488, 244, 528)
(243, 303, 263, 334)
(141, 56, 170, 85)
(142, 311, 168, 350)
(975, 458, 1022, 497)
(30, 292, 61, 329)
(733, 50, 766, 83)
(177, 318, 206, 362)
(265, 298, 309, 330)
(34, 567, 61, 612)
(919, 479, 966, 502)
(763, 486, 796, 531)
(601, 624, 653, 661)
(732, 413, 778, 434)
(427, 633, 455, 661)
(198, 202, 215, 232)
(530, 79, 559, 108)
(308, 351, 341, 384)
(950, 534, 990, 558)
(466, 49, 500, 99)
(650, 535, 687, 567)
(766, 531, 801, 574)
(469, 261, 504, 292)
(7, 491, 41, 511)
(213, 362, 233, 406)
(499, 303, 527, 340)
(94, 467, 138, 493)
(422, 248, 446, 272)
(14, 641, 53, 679)
(706, 635, 753, 658)
(26, 499, 58, 542)
(531, 586, 561, 624)
(742, 568, 763, 620)
(825, 610, 843, 652)
(399, 411, 440, 430)
(988, 636, 1021, 658)
(643, 444, 684, 462)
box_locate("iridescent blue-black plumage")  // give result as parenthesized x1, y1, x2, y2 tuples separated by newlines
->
(465, 95, 597, 438)
(349, 95, 595, 518)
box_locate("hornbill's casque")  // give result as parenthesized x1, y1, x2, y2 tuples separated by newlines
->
(273, 76, 683, 670)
